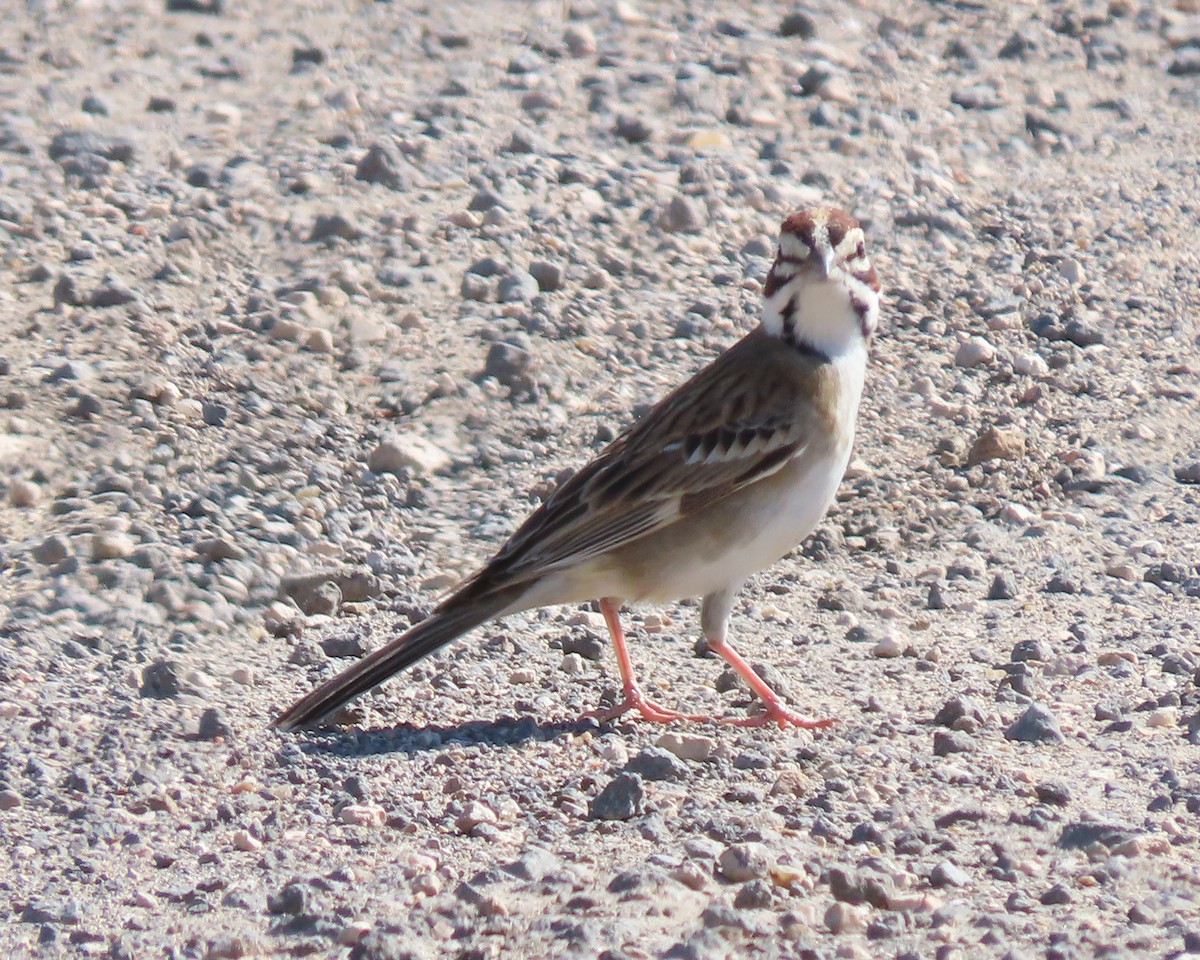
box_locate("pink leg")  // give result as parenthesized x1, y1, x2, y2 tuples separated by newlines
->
(584, 598, 706, 724)
(707, 635, 835, 729)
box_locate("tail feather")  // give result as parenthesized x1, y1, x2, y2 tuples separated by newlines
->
(273, 594, 511, 731)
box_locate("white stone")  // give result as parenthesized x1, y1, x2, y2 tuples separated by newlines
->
(656, 732, 716, 762)
(560, 653, 585, 675)
(206, 102, 242, 127)
(337, 922, 372, 946)
(1058, 258, 1086, 285)
(7, 479, 39, 507)
(232, 829, 262, 851)
(304, 328, 335, 353)
(1000, 503, 1036, 525)
(825, 901, 869, 934)
(456, 801, 497, 832)
(1012, 351, 1049, 376)
(340, 804, 386, 827)
(92, 531, 135, 560)
(1146, 707, 1177, 729)
(872, 631, 905, 658)
(368, 433, 452, 476)
(955, 336, 995, 368)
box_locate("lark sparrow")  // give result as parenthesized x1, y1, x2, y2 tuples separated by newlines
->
(275, 207, 880, 731)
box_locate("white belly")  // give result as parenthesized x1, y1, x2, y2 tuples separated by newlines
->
(640, 442, 852, 601)
(514, 343, 867, 612)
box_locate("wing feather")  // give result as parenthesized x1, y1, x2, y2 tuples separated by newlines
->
(483, 329, 830, 582)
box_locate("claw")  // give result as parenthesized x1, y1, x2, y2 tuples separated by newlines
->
(585, 686, 707, 724)
(722, 706, 837, 729)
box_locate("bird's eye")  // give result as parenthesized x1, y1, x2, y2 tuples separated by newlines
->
(854, 241, 865, 260)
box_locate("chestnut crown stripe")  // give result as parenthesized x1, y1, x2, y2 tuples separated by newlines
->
(763, 207, 879, 301)
(762, 206, 880, 346)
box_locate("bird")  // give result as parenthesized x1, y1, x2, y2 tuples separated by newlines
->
(274, 206, 880, 732)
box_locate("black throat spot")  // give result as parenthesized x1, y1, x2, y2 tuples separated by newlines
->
(786, 335, 831, 364)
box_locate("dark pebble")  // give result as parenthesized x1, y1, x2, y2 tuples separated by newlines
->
(625, 747, 689, 783)
(1035, 781, 1071, 807)
(1011, 639, 1051, 662)
(308, 213, 364, 242)
(590, 773, 645, 821)
(266, 881, 311, 916)
(1058, 821, 1135, 850)
(140, 659, 183, 698)
(778, 10, 816, 38)
(22, 899, 81, 924)
(355, 142, 408, 189)
(932, 695, 984, 730)
(733, 879, 774, 909)
(988, 572, 1018, 600)
(166, 0, 223, 12)
(1044, 570, 1081, 594)
(197, 708, 233, 740)
(562, 632, 604, 661)
(1004, 705, 1064, 743)
(828, 866, 893, 908)
(48, 130, 135, 162)
(201, 402, 228, 426)
(1039, 882, 1073, 905)
(933, 730, 975, 756)
(613, 115, 654, 143)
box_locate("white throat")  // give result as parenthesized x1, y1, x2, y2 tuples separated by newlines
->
(761, 274, 874, 360)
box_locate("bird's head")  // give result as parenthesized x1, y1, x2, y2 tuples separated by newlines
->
(762, 207, 880, 358)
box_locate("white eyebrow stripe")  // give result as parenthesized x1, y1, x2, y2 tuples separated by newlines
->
(779, 234, 812, 258)
(835, 229, 865, 256)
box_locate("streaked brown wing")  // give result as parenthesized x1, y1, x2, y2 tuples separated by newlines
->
(482, 328, 827, 581)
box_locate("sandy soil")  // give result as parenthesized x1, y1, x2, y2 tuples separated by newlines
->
(0, 1, 1198, 957)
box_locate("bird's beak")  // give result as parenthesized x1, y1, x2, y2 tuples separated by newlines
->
(817, 247, 835, 280)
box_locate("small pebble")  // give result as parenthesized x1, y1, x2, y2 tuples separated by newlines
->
(824, 902, 869, 934)
(560, 653, 585, 675)
(871, 631, 905, 658)
(1040, 882, 1073, 905)
(232, 830, 262, 852)
(8, 479, 39, 507)
(954, 336, 995, 368)
(92, 531, 136, 560)
(929, 860, 970, 888)
(368, 433, 452, 475)
(656, 732, 716, 762)
(339, 804, 385, 827)
(589, 773, 645, 821)
(661, 194, 707, 233)
(1146, 707, 1177, 729)
(1004, 704, 1064, 743)
(718, 842, 772, 882)
(625, 747, 689, 783)
(988, 572, 1018, 600)
(455, 801, 497, 832)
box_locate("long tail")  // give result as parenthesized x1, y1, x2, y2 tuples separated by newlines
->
(273, 592, 515, 731)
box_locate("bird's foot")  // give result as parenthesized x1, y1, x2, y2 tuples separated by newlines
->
(723, 704, 837, 729)
(585, 687, 706, 724)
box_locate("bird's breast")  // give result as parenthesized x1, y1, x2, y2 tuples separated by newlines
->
(626, 436, 854, 603)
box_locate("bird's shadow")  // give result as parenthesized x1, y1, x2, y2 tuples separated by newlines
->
(282, 714, 608, 758)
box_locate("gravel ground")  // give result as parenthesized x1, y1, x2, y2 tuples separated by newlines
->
(2, 1, 1199, 957)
